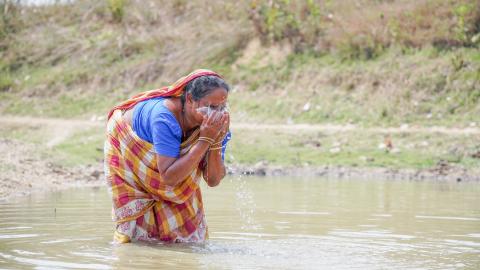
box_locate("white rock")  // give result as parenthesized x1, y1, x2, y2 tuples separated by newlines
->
(391, 148, 401, 154)
(332, 141, 341, 147)
(378, 143, 387, 149)
(303, 102, 311, 112)
(329, 147, 341, 154)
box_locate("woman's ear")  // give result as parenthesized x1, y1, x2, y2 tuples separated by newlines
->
(186, 93, 195, 106)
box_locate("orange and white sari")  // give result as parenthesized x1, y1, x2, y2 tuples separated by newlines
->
(104, 69, 221, 243)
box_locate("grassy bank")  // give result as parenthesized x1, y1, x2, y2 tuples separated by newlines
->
(1, 121, 479, 174)
(0, 0, 479, 171)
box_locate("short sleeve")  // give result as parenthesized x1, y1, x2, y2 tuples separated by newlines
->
(151, 112, 182, 158)
(221, 131, 232, 160)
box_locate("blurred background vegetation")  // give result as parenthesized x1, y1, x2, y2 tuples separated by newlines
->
(0, 0, 479, 170)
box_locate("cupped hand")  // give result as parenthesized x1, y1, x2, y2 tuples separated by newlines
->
(215, 112, 229, 142)
(199, 111, 225, 140)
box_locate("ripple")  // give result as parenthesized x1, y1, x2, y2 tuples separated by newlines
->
(0, 252, 111, 270)
(415, 215, 480, 221)
(278, 211, 331, 215)
(0, 234, 40, 239)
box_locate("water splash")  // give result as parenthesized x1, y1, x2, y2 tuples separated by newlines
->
(228, 159, 261, 231)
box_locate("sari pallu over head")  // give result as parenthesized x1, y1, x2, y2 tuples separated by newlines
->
(104, 69, 221, 243)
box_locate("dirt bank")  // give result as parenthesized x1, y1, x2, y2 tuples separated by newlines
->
(229, 162, 480, 182)
(1, 137, 478, 202)
(0, 139, 104, 202)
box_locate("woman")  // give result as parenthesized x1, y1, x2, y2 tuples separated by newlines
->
(104, 69, 231, 243)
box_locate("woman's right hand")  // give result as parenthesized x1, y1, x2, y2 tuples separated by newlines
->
(199, 111, 226, 140)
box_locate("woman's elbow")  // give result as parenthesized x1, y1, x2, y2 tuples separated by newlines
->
(206, 173, 225, 187)
(159, 173, 178, 186)
(207, 178, 221, 187)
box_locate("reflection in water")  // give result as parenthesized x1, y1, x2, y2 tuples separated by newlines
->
(0, 177, 479, 269)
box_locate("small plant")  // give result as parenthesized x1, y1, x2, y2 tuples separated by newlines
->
(453, 2, 480, 46)
(337, 34, 384, 61)
(249, 0, 323, 52)
(0, 71, 13, 92)
(0, 1, 22, 40)
(172, 0, 187, 15)
(107, 0, 126, 23)
(450, 53, 466, 72)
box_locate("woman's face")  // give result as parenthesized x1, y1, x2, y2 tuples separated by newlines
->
(187, 87, 229, 125)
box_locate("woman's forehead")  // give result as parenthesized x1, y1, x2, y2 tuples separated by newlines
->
(201, 88, 228, 104)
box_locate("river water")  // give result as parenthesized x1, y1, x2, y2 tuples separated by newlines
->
(0, 176, 479, 269)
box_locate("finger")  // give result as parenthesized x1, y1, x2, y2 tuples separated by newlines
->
(224, 113, 230, 125)
(219, 112, 228, 125)
(214, 113, 224, 126)
(207, 111, 218, 125)
(213, 111, 223, 123)
(218, 113, 227, 125)
(201, 114, 209, 127)
(219, 114, 228, 130)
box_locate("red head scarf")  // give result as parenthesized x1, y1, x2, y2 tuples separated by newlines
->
(107, 69, 221, 120)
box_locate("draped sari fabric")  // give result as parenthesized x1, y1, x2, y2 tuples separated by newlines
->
(104, 69, 220, 243)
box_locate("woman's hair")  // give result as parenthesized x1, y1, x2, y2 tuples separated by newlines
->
(181, 75, 230, 106)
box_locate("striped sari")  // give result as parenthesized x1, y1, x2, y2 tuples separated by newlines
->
(104, 69, 220, 243)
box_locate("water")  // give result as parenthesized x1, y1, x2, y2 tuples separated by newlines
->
(0, 176, 479, 269)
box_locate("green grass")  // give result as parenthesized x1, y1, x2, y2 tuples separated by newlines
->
(1, 92, 120, 118)
(1, 0, 479, 171)
(52, 128, 105, 167)
(226, 46, 480, 127)
(226, 128, 480, 169)
(0, 121, 478, 170)
(1, 1, 479, 128)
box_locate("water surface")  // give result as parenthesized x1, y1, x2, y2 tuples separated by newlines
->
(0, 176, 479, 269)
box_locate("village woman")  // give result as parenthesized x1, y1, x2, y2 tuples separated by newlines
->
(104, 69, 231, 243)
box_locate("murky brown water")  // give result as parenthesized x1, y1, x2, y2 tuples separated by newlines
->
(0, 176, 479, 269)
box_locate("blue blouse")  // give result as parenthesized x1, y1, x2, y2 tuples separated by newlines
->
(132, 97, 231, 159)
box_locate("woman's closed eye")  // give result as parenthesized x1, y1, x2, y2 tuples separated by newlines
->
(209, 104, 228, 112)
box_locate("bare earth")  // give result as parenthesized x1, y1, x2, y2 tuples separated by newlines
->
(2, 116, 480, 135)
(0, 139, 103, 201)
(0, 116, 479, 201)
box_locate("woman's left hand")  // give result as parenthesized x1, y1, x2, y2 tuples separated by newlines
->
(216, 112, 229, 142)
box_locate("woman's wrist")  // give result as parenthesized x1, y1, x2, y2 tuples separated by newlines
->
(209, 145, 223, 151)
(195, 140, 212, 155)
(213, 132, 226, 145)
(198, 136, 215, 145)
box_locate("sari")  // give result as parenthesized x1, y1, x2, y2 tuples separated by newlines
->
(104, 69, 221, 243)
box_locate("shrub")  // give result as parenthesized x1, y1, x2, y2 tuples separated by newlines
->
(249, 0, 323, 52)
(107, 0, 126, 23)
(0, 1, 22, 41)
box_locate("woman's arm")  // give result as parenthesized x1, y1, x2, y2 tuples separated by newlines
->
(156, 112, 224, 186)
(203, 113, 229, 187)
(156, 141, 210, 186)
(203, 148, 226, 187)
